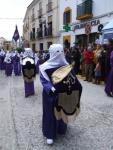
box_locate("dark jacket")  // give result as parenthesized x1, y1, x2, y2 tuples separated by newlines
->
(71, 47, 81, 74)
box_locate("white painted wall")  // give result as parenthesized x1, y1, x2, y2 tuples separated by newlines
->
(93, 0, 113, 17)
(59, 0, 77, 47)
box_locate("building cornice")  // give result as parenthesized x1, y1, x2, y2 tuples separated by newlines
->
(23, 0, 40, 22)
(27, 0, 39, 9)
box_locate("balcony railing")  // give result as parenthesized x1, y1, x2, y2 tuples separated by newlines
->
(44, 25, 52, 37)
(48, 27, 52, 36)
(76, 0, 93, 20)
(46, 2, 52, 13)
(37, 28, 43, 38)
(38, 9, 42, 18)
(36, 25, 52, 39)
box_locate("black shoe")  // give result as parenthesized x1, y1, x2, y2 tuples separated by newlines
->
(25, 95, 29, 98)
(107, 93, 113, 97)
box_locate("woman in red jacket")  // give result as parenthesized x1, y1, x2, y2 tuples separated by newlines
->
(84, 46, 94, 82)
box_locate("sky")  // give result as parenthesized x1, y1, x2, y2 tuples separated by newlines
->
(0, 0, 33, 40)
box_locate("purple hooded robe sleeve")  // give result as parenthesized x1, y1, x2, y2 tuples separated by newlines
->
(105, 51, 113, 96)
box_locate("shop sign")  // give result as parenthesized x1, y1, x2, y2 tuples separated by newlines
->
(73, 19, 100, 31)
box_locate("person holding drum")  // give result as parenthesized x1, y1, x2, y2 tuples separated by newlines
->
(39, 44, 82, 145)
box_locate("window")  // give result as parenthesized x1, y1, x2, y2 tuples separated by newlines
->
(47, 0, 52, 12)
(63, 9, 71, 25)
(32, 28, 35, 39)
(32, 43, 35, 51)
(37, 24, 43, 38)
(40, 43, 43, 51)
(76, 0, 93, 20)
(48, 16, 52, 36)
(38, 2, 42, 17)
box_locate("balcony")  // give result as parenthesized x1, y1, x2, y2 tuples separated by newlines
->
(36, 23, 52, 39)
(76, 0, 93, 20)
(43, 24, 52, 37)
(38, 9, 42, 18)
(46, 2, 53, 13)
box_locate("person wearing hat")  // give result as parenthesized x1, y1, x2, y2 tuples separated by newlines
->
(39, 44, 82, 145)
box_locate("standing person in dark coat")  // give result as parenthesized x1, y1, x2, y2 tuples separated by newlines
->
(71, 43, 81, 74)
(100, 45, 107, 82)
(105, 50, 113, 97)
(64, 48, 72, 64)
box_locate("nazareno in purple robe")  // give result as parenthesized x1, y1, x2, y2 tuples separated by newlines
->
(40, 70, 67, 139)
(0, 55, 5, 70)
(5, 62, 13, 76)
(22, 56, 36, 98)
(24, 81, 35, 97)
(36, 60, 39, 74)
(13, 55, 21, 76)
(105, 51, 113, 96)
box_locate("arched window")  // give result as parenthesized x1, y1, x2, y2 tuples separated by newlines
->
(63, 7, 71, 25)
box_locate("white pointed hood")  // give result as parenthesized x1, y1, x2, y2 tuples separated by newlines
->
(39, 44, 68, 81)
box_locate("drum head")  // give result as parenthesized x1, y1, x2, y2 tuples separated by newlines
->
(52, 64, 73, 84)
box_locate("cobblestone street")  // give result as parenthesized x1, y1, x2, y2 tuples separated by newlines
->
(0, 71, 113, 150)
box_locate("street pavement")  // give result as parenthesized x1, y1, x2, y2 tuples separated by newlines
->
(0, 71, 113, 150)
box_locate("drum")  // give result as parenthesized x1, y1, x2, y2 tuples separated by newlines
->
(51, 64, 82, 123)
(22, 57, 36, 82)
